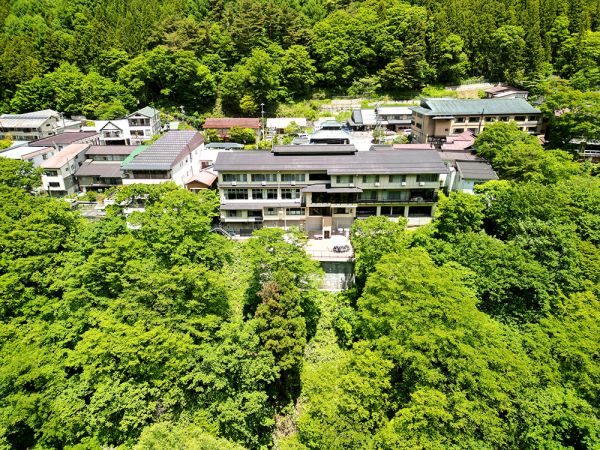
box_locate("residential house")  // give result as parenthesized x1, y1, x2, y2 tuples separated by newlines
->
(41, 144, 91, 196)
(96, 119, 132, 145)
(375, 106, 413, 131)
(203, 118, 261, 141)
(453, 161, 499, 193)
(484, 85, 529, 99)
(0, 145, 58, 166)
(347, 109, 377, 131)
(127, 106, 162, 145)
(185, 169, 218, 192)
(309, 120, 352, 144)
(0, 110, 80, 141)
(28, 131, 100, 151)
(410, 98, 542, 144)
(121, 131, 204, 186)
(213, 144, 447, 236)
(75, 146, 137, 192)
(266, 118, 307, 134)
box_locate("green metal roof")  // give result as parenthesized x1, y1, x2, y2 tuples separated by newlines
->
(121, 145, 149, 167)
(412, 98, 540, 116)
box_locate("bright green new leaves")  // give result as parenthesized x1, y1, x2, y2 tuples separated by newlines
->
(350, 216, 410, 293)
(0, 158, 41, 191)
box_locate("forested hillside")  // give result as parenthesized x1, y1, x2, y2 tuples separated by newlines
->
(0, 0, 598, 117)
(0, 123, 599, 449)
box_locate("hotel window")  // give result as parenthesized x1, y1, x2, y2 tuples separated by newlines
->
(485, 117, 495, 122)
(389, 175, 406, 183)
(226, 210, 241, 217)
(334, 208, 350, 214)
(44, 170, 59, 176)
(360, 190, 377, 201)
(467, 128, 477, 134)
(224, 188, 248, 200)
(287, 208, 303, 215)
(281, 189, 300, 199)
(417, 174, 439, 182)
(251, 189, 265, 199)
(247, 210, 262, 218)
(468, 117, 479, 123)
(381, 206, 404, 216)
(514, 116, 525, 121)
(336, 175, 354, 184)
(453, 128, 464, 134)
(266, 189, 278, 199)
(222, 173, 247, 182)
(527, 126, 538, 132)
(265, 208, 277, 215)
(527, 116, 538, 121)
(251, 173, 277, 182)
(454, 117, 465, 123)
(362, 175, 380, 183)
(499, 116, 509, 122)
(281, 173, 306, 182)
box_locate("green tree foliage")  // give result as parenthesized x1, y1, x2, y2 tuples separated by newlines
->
(229, 127, 257, 145)
(10, 63, 135, 118)
(117, 46, 216, 111)
(0, 0, 598, 112)
(433, 191, 485, 240)
(0, 158, 42, 191)
(350, 216, 409, 293)
(475, 122, 585, 182)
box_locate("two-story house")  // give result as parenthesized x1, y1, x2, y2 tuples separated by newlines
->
(214, 144, 447, 236)
(0, 110, 62, 141)
(41, 144, 91, 196)
(121, 131, 204, 187)
(127, 107, 161, 145)
(410, 98, 542, 144)
(96, 120, 131, 146)
(75, 146, 137, 192)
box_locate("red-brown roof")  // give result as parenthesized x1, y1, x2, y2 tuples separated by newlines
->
(203, 118, 261, 129)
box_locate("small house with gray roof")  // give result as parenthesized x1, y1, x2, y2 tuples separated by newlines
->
(410, 98, 542, 144)
(121, 131, 204, 187)
(214, 144, 447, 236)
(127, 106, 161, 145)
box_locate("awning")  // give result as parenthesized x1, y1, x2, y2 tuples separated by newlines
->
(302, 184, 328, 193)
(326, 187, 363, 193)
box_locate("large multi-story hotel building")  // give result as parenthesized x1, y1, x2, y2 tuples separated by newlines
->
(214, 145, 447, 236)
(410, 98, 542, 144)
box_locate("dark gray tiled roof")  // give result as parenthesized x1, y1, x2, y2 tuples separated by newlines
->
(457, 161, 499, 180)
(121, 131, 203, 171)
(214, 148, 448, 175)
(273, 145, 356, 155)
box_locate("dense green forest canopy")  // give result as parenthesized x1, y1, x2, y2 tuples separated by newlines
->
(0, 123, 599, 448)
(0, 0, 599, 117)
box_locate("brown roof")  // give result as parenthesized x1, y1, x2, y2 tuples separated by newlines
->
(203, 118, 261, 129)
(29, 131, 99, 147)
(75, 161, 123, 178)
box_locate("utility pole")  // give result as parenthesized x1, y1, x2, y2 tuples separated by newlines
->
(260, 103, 265, 141)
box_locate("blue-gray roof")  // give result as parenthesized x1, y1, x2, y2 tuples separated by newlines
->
(121, 131, 203, 171)
(411, 98, 540, 116)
